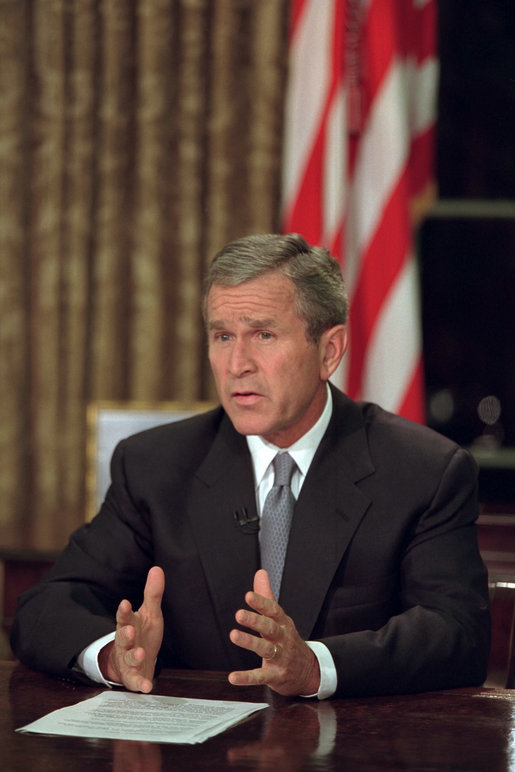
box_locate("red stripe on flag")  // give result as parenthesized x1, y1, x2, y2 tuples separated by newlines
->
(409, 126, 436, 202)
(398, 358, 426, 424)
(363, 0, 398, 93)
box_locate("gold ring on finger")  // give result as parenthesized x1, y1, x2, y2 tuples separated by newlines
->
(263, 643, 278, 661)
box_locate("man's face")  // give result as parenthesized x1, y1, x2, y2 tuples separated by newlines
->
(207, 272, 331, 448)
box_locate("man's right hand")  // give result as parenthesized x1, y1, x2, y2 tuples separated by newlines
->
(99, 565, 165, 693)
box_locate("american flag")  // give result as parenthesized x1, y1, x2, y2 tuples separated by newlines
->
(281, 0, 438, 423)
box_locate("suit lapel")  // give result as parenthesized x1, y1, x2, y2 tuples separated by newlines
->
(280, 390, 375, 638)
(185, 415, 260, 668)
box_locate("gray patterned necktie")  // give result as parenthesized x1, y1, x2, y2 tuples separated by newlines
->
(260, 452, 297, 600)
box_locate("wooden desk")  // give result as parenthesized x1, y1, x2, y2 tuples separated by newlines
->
(2, 661, 515, 771)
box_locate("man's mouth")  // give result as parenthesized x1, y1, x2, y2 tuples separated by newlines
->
(231, 390, 263, 404)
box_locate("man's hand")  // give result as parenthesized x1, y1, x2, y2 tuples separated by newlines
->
(99, 565, 165, 693)
(228, 569, 321, 696)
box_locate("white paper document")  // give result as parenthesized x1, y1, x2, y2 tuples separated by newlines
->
(16, 690, 269, 744)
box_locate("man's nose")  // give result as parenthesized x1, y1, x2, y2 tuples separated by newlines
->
(228, 339, 255, 376)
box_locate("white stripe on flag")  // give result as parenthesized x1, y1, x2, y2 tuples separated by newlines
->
(407, 58, 439, 137)
(361, 257, 422, 411)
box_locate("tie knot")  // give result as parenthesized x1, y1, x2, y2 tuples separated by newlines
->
(272, 452, 296, 487)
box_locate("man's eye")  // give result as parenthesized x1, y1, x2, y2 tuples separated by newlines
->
(216, 333, 231, 342)
(259, 331, 273, 340)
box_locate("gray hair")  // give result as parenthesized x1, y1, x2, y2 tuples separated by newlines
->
(202, 233, 348, 342)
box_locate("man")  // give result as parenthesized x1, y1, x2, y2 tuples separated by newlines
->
(11, 233, 490, 699)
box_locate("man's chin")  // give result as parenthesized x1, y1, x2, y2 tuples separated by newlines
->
(230, 418, 270, 437)
(223, 405, 271, 437)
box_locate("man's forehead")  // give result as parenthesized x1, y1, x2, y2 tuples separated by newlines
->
(207, 276, 295, 314)
(208, 313, 279, 329)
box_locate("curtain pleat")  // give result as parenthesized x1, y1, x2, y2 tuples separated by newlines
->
(89, 0, 136, 400)
(168, 0, 210, 398)
(247, 0, 289, 232)
(130, 0, 170, 399)
(58, 0, 98, 538)
(29, 0, 67, 545)
(0, 0, 288, 549)
(0, 0, 31, 533)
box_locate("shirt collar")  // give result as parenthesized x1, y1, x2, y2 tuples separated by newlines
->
(246, 384, 333, 487)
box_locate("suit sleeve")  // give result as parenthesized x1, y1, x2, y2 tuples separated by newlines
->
(321, 447, 491, 697)
(10, 440, 154, 680)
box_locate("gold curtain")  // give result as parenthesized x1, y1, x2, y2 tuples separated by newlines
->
(0, 0, 289, 550)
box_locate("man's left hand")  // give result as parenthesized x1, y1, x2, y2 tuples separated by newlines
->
(228, 569, 321, 696)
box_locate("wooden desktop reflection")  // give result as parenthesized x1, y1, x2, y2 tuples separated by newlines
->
(3, 661, 515, 770)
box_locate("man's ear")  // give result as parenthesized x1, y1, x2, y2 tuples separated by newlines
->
(320, 325, 348, 380)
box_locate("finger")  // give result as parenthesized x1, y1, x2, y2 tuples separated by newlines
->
(115, 644, 154, 693)
(113, 622, 137, 657)
(228, 667, 267, 687)
(235, 608, 277, 640)
(122, 671, 154, 694)
(229, 628, 278, 661)
(143, 566, 165, 612)
(121, 652, 154, 693)
(244, 589, 284, 624)
(253, 569, 275, 600)
(116, 598, 135, 627)
(118, 641, 144, 667)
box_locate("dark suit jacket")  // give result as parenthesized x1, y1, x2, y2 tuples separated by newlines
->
(11, 387, 490, 696)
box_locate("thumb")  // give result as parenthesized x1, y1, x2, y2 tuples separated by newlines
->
(253, 569, 275, 601)
(143, 566, 165, 611)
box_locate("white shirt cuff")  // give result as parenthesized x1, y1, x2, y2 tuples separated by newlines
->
(305, 641, 338, 699)
(75, 632, 120, 687)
